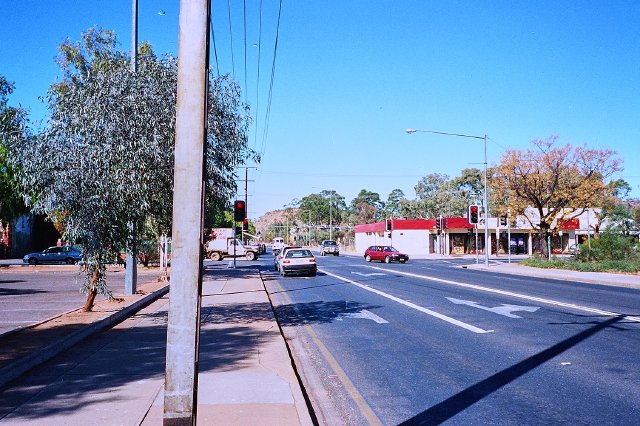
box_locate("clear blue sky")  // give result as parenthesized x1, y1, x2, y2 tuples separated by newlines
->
(3, 1, 639, 220)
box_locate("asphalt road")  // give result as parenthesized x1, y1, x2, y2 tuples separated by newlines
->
(263, 252, 640, 425)
(0, 265, 130, 336)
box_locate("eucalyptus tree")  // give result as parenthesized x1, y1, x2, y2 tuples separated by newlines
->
(349, 189, 384, 224)
(588, 179, 633, 234)
(297, 193, 325, 225)
(10, 28, 255, 310)
(0, 76, 29, 223)
(298, 190, 346, 227)
(412, 172, 450, 218)
(384, 188, 405, 218)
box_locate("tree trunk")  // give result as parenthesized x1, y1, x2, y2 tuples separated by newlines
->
(538, 229, 549, 258)
(82, 267, 100, 312)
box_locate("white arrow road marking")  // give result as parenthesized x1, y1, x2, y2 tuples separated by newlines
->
(351, 272, 387, 277)
(446, 297, 540, 318)
(322, 270, 493, 334)
(342, 309, 389, 324)
(366, 265, 640, 323)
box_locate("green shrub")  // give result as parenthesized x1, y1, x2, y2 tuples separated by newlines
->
(521, 255, 640, 274)
(576, 231, 638, 262)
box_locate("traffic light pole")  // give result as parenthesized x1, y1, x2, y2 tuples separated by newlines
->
(475, 224, 479, 265)
(507, 207, 512, 264)
(482, 134, 489, 268)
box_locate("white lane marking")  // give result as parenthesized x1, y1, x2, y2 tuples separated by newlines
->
(351, 272, 386, 277)
(342, 309, 389, 324)
(446, 297, 540, 318)
(366, 266, 640, 323)
(322, 270, 493, 334)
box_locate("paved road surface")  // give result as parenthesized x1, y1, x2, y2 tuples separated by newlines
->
(265, 254, 640, 425)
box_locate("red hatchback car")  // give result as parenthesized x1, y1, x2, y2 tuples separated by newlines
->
(364, 245, 409, 263)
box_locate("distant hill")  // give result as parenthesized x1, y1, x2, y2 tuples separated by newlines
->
(254, 208, 300, 235)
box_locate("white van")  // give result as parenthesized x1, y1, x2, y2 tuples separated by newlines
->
(272, 238, 285, 255)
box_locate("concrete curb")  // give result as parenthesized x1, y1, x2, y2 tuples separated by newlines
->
(0, 284, 169, 389)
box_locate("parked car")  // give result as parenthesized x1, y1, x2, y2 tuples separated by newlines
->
(279, 248, 317, 277)
(320, 240, 340, 256)
(364, 245, 409, 264)
(23, 246, 83, 265)
(568, 243, 581, 255)
(274, 246, 301, 271)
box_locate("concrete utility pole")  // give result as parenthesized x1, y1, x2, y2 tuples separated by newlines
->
(164, 0, 209, 423)
(125, 0, 139, 296)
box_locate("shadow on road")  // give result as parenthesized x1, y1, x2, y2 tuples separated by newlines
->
(399, 315, 625, 425)
(274, 300, 385, 327)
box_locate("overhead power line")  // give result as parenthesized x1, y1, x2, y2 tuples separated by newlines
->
(226, 0, 235, 79)
(253, 0, 264, 150)
(260, 0, 283, 158)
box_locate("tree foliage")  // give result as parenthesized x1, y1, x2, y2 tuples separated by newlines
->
(384, 188, 405, 217)
(0, 76, 29, 222)
(397, 169, 483, 219)
(349, 189, 384, 224)
(9, 28, 256, 310)
(297, 190, 346, 226)
(491, 136, 622, 255)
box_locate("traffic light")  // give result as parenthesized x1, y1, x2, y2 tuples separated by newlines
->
(468, 205, 479, 224)
(436, 217, 442, 230)
(386, 219, 392, 231)
(500, 216, 507, 227)
(243, 218, 249, 231)
(233, 200, 246, 222)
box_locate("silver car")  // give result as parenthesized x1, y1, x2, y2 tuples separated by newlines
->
(320, 240, 339, 256)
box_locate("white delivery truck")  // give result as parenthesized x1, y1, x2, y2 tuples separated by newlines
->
(206, 228, 260, 261)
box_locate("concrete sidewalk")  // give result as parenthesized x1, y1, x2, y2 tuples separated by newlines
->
(0, 265, 313, 425)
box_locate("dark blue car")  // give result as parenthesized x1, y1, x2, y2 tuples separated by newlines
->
(23, 246, 83, 265)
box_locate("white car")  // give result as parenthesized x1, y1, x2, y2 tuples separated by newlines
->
(274, 246, 300, 272)
(278, 248, 317, 277)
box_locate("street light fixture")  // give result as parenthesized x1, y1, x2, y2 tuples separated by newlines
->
(406, 128, 490, 267)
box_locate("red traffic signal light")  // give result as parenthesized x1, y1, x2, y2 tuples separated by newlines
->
(234, 200, 246, 222)
(468, 205, 479, 224)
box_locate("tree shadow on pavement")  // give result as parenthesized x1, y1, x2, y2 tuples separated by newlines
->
(0, 302, 273, 422)
(273, 300, 385, 327)
(398, 315, 624, 425)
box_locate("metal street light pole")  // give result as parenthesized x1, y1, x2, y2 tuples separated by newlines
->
(125, 0, 139, 296)
(330, 191, 333, 241)
(406, 128, 490, 267)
